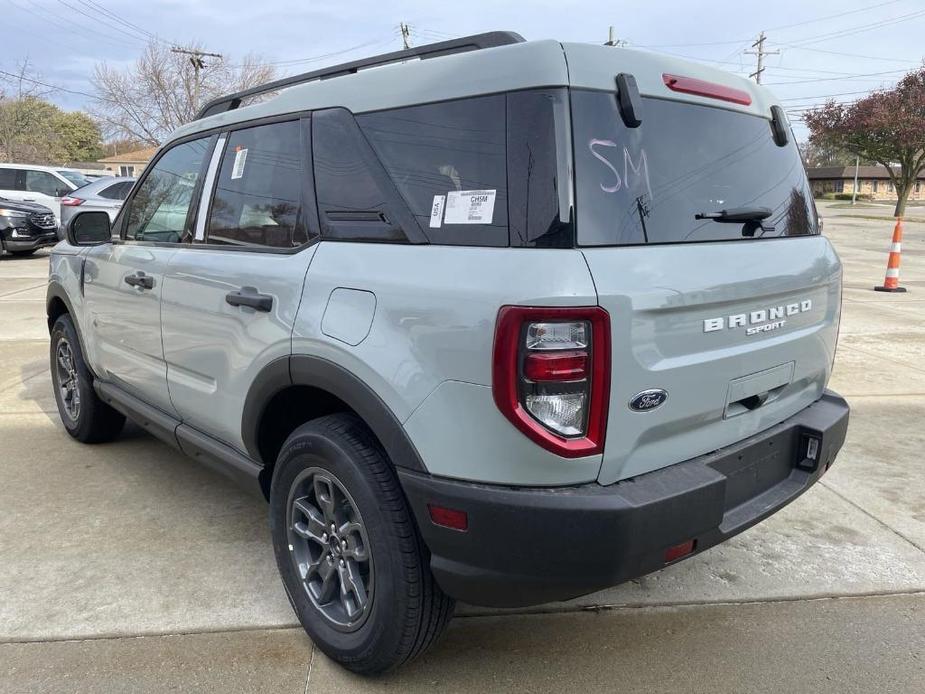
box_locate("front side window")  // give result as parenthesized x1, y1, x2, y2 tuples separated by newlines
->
(358, 95, 509, 246)
(206, 120, 308, 248)
(25, 171, 64, 196)
(125, 137, 212, 243)
(572, 91, 818, 245)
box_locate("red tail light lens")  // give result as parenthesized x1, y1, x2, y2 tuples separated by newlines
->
(493, 306, 611, 458)
(523, 351, 588, 382)
(60, 196, 84, 206)
(662, 73, 752, 106)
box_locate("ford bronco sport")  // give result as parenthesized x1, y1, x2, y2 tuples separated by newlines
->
(47, 32, 849, 673)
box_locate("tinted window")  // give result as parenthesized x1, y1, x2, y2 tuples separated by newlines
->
(57, 170, 91, 187)
(25, 171, 64, 196)
(313, 108, 415, 243)
(507, 89, 573, 248)
(125, 137, 211, 243)
(206, 120, 308, 248)
(572, 91, 818, 245)
(358, 95, 508, 246)
(98, 181, 133, 200)
(0, 168, 17, 189)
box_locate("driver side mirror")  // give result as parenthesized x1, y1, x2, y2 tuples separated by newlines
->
(67, 210, 112, 246)
(55, 188, 71, 198)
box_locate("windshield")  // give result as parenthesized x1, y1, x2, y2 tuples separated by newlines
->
(572, 90, 818, 245)
(56, 170, 91, 188)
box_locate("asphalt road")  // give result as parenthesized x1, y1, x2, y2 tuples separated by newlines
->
(1, 202, 923, 692)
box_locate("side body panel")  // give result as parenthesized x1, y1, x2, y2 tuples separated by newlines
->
(81, 243, 179, 414)
(294, 242, 603, 486)
(160, 247, 316, 451)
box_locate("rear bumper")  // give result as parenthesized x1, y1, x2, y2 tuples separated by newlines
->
(400, 390, 849, 607)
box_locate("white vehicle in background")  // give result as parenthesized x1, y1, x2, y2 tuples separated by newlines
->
(0, 164, 92, 223)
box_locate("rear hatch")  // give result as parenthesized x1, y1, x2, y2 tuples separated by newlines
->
(568, 71, 841, 484)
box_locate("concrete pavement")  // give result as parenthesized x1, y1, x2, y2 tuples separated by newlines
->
(1, 202, 923, 691)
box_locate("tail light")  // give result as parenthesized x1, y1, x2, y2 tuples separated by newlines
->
(60, 196, 84, 206)
(493, 306, 610, 458)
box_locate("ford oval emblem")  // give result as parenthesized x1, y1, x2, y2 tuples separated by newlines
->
(629, 389, 668, 412)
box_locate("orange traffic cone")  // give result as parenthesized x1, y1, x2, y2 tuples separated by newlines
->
(875, 218, 907, 293)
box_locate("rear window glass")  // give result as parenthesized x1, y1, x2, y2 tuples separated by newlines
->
(358, 95, 508, 247)
(572, 91, 817, 246)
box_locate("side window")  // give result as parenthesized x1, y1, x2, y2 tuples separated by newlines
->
(313, 108, 416, 243)
(119, 166, 135, 177)
(357, 95, 509, 246)
(206, 120, 308, 248)
(0, 168, 18, 189)
(99, 181, 132, 200)
(25, 171, 64, 196)
(125, 137, 211, 243)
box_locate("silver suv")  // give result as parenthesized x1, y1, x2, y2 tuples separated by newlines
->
(46, 33, 849, 674)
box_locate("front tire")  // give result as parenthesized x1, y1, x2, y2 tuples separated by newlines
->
(269, 413, 454, 674)
(50, 314, 125, 443)
(10, 249, 36, 256)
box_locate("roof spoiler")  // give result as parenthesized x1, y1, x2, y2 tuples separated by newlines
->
(196, 31, 526, 120)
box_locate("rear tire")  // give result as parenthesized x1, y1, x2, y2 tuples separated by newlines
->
(50, 314, 125, 443)
(269, 413, 454, 674)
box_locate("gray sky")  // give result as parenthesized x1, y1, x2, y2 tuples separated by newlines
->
(4, 0, 925, 140)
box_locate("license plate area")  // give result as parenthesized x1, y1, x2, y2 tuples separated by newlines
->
(708, 427, 798, 511)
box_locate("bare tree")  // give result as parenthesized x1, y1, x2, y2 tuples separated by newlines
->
(91, 41, 277, 146)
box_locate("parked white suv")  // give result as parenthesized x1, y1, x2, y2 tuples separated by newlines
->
(0, 164, 91, 223)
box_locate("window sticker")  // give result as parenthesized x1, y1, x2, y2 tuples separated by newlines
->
(429, 195, 446, 228)
(231, 147, 248, 180)
(444, 190, 496, 225)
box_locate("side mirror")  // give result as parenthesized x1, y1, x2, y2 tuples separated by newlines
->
(67, 210, 112, 246)
(55, 188, 71, 198)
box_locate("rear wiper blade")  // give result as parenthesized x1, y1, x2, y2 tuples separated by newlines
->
(694, 206, 773, 222)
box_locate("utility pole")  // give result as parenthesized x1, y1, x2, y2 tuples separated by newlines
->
(745, 31, 779, 84)
(400, 22, 412, 49)
(171, 46, 223, 113)
(852, 156, 860, 205)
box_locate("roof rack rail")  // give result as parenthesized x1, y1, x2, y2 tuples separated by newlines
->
(196, 31, 526, 120)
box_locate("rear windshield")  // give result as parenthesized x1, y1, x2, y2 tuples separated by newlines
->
(572, 90, 818, 246)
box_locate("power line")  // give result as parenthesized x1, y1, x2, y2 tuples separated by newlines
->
(763, 0, 910, 32)
(764, 68, 909, 85)
(778, 7, 925, 48)
(0, 68, 116, 103)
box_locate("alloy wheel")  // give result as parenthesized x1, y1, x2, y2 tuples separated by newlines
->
(286, 467, 374, 631)
(55, 338, 81, 422)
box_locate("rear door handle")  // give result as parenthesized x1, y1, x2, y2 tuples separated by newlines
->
(124, 271, 155, 290)
(226, 286, 273, 312)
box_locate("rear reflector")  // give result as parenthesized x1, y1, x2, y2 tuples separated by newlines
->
(664, 539, 696, 564)
(662, 74, 752, 106)
(428, 504, 468, 531)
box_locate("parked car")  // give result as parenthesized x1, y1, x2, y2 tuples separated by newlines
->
(59, 176, 135, 237)
(0, 197, 58, 256)
(46, 32, 849, 674)
(0, 164, 91, 224)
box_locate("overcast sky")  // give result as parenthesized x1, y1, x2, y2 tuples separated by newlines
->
(4, 0, 924, 140)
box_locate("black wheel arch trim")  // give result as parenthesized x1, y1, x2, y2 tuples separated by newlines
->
(242, 354, 427, 473)
(46, 281, 96, 380)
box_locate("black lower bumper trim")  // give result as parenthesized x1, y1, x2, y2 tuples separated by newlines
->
(399, 390, 849, 608)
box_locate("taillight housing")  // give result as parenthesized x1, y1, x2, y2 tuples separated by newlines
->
(60, 196, 84, 206)
(493, 306, 611, 458)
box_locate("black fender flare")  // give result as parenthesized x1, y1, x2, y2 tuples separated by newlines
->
(46, 281, 95, 377)
(241, 354, 427, 472)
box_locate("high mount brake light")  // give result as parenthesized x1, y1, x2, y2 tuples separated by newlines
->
(662, 73, 752, 106)
(492, 306, 611, 458)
